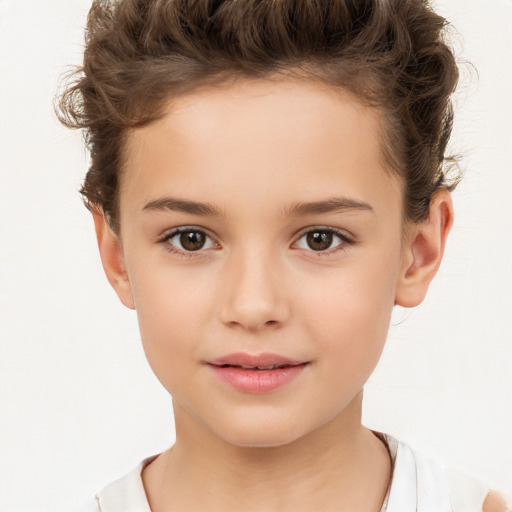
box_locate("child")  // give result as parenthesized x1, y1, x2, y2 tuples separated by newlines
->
(57, 0, 509, 510)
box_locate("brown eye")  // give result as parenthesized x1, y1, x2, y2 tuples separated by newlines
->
(163, 228, 217, 254)
(295, 228, 350, 254)
(306, 231, 334, 251)
(180, 230, 206, 251)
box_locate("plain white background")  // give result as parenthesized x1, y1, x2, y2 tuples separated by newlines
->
(0, 0, 511, 510)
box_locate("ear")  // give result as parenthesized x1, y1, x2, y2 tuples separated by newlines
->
(92, 209, 135, 310)
(395, 188, 454, 308)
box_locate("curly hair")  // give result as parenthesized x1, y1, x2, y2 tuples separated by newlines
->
(56, 0, 460, 233)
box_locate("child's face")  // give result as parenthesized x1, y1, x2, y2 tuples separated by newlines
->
(110, 79, 411, 447)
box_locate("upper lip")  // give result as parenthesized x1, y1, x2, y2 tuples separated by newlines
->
(208, 352, 307, 369)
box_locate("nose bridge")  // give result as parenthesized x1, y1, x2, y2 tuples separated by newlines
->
(219, 241, 288, 331)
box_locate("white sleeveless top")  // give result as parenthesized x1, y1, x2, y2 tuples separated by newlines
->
(83, 433, 490, 512)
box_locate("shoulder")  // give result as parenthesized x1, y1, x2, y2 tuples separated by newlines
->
(443, 465, 491, 512)
(444, 465, 510, 512)
(482, 491, 511, 512)
(77, 497, 100, 512)
(93, 454, 158, 512)
(383, 433, 503, 512)
(415, 448, 511, 512)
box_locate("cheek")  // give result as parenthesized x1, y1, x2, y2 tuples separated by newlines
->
(299, 252, 399, 378)
(129, 267, 214, 390)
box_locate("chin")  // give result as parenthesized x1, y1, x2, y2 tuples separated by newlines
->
(209, 413, 310, 449)
(220, 430, 300, 449)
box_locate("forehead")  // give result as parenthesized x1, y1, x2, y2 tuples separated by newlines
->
(120, 78, 402, 222)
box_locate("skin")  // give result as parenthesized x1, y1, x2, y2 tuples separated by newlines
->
(93, 78, 455, 512)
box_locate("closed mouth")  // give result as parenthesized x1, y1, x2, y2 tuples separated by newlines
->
(213, 363, 305, 371)
(207, 352, 308, 369)
(207, 356, 310, 393)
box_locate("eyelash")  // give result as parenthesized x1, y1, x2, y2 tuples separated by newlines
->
(159, 226, 354, 259)
(160, 227, 217, 260)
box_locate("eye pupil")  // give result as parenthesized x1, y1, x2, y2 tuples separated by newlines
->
(307, 231, 333, 251)
(181, 231, 206, 251)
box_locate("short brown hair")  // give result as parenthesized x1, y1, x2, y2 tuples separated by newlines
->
(56, 0, 460, 233)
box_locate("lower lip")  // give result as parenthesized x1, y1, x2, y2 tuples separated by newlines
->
(208, 364, 308, 394)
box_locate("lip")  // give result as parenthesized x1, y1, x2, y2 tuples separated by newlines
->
(209, 352, 305, 368)
(207, 352, 309, 394)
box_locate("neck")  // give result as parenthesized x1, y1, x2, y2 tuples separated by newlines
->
(143, 391, 391, 512)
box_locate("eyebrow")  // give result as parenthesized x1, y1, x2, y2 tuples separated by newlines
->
(143, 197, 224, 216)
(283, 197, 373, 216)
(142, 196, 373, 217)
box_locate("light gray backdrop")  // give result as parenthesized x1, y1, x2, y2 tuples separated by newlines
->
(0, 0, 511, 510)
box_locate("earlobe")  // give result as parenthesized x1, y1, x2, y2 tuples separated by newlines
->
(92, 209, 135, 310)
(395, 188, 454, 308)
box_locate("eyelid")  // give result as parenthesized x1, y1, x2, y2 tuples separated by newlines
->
(293, 226, 354, 254)
(160, 226, 219, 256)
(159, 225, 355, 258)
(161, 225, 216, 241)
(294, 225, 353, 242)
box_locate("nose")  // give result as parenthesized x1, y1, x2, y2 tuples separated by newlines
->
(218, 246, 290, 333)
